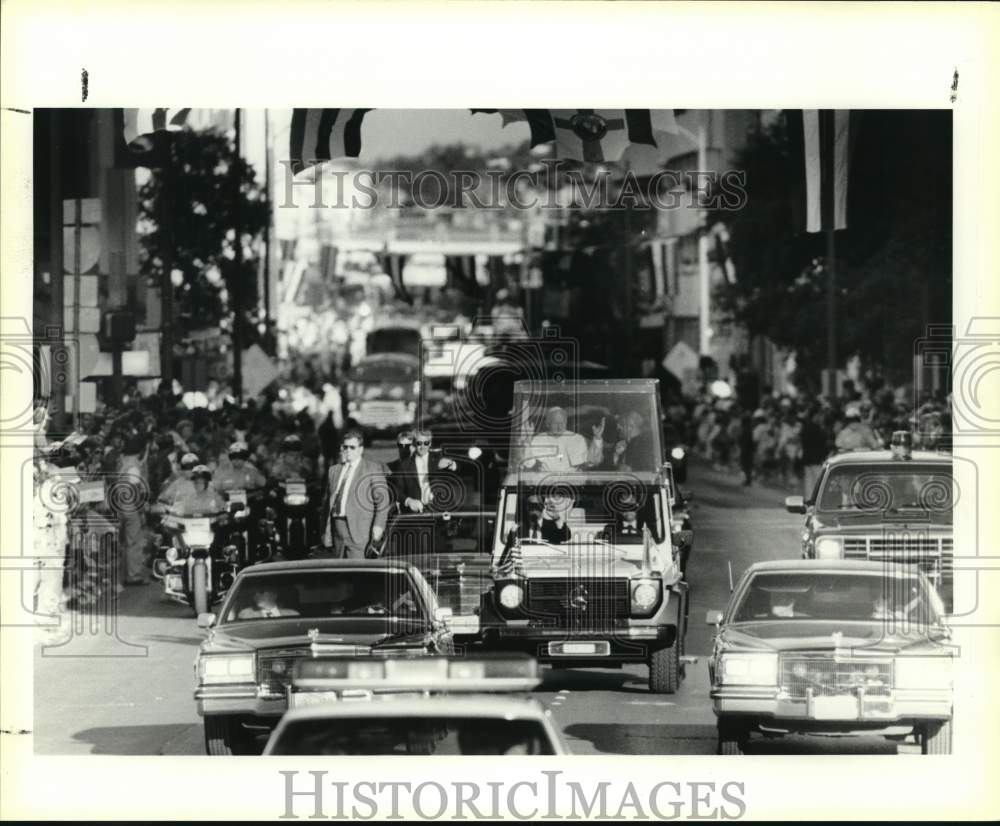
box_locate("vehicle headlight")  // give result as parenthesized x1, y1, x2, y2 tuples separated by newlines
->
(719, 653, 779, 686)
(389, 385, 405, 399)
(165, 547, 180, 564)
(671, 447, 685, 461)
(498, 583, 524, 609)
(814, 536, 844, 559)
(630, 578, 663, 616)
(197, 654, 255, 684)
(468, 446, 482, 461)
(895, 656, 953, 690)
(284, 494, 309, 506)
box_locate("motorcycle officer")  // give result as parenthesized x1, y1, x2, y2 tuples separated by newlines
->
(170, 465, 228, 518)
(269, 434, 316, 483)
(213, 441, 267, 493)
(157, 452, 202, 508)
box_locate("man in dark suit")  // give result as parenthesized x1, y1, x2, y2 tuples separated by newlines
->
(520, 495, 571, 544)
(602, 491, 646, 544)
(393, 429, 458, 514)
(320, 429, 391, 559)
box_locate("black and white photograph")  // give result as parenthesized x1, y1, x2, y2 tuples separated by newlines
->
(2, 2, 998, 822)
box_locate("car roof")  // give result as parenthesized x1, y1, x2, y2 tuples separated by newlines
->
(277, 696, 548, 723)
(742, 559, 927, 576)
(824, 450, 951, 466)
(238, 559, 418, 576)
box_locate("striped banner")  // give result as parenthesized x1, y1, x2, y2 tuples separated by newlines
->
(289, 108, 371, 175)
(803, 109, 851, 233)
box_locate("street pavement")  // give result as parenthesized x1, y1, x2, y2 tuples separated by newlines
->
(32, 455, 909, 755)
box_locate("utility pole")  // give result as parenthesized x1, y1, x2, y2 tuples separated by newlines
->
(232, 108, 244, 402)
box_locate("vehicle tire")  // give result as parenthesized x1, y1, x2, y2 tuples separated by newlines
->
(192, 560, 209, 616)
(921, 720, 952, 755)
(649, 642, 680, 694)
(717, 721, 748, 755)
(288, 520, 305, 559)
(204, 715, 256, 756)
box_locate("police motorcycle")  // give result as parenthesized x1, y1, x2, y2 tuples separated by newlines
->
(214, 442, 271, 568)
(152, 466, 241, 616)
(265, 436, 319, 560)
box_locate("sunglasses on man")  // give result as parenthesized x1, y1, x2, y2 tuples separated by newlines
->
(414, 440, 432, 447)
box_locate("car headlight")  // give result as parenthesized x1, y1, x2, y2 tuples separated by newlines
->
(389, 385, 405, 399)
(671, 447, 686, 461)
(814, 536, 844, 559)
(197, 654, 255, 684)
(719, 653, 779, 686)
(630, 578, 663, 616)
(895, 656, 953, 690)
(498, 583, 524, 609)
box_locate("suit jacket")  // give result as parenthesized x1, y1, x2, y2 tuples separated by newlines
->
(522, 517, 571, 544)
(391, 454, 454, 510)
(322, 458, 391, 546)
(601, 519, 644, 544)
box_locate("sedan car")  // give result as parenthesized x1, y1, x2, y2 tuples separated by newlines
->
(707, 559, 954, 755)
(193, 559, 454, 755)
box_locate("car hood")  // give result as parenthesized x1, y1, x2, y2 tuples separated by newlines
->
(812, 511, 952, 530)
(717, 621, 951, 654)
(203, 617, 434, 652)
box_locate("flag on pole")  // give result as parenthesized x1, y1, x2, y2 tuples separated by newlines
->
(122, 108, 193, 145)
(289, 108, 371, 175)
(375, 246, 412, 305)
(802, 109, 851, 233)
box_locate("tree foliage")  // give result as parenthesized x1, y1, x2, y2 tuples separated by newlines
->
(138, 129, 270, 332)
(709, 110, 951, 388)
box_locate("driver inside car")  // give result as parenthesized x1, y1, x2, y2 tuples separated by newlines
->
(237, 586, 300, 619)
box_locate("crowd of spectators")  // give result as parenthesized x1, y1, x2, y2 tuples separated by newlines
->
(688, 383, 952, 496)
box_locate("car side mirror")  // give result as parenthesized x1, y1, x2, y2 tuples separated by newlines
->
(784, 495, 807, 514)
(434, 607, 453, 625)
(680, 489, 692, 503)
(705, 610, 723, 626)
(197, 612, 216, 629)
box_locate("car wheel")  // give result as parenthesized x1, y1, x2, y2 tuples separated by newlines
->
(920, 720, 952, 755)
(717, 721, 748, 755)
(649, 643, 680, 694)
(204, 715, 256, 756)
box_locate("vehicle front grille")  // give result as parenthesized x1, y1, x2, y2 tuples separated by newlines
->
(842, 535, 952, 577)
(525, 579, 630, 629)
(257, 647, 310, 697)
(781, 655, 893, 698)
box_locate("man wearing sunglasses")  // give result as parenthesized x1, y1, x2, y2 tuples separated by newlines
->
(320, 429, 391, 559)
(394, 429, 458, 514)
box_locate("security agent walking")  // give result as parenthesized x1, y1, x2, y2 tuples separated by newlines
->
(320, 429, 391, 559)
(393, 429, 458, 514)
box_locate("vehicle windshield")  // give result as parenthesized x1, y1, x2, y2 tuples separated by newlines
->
(221, 571, 425, 623)
(817, 464, 953, 512)
(269, 716, 555, 755)
(499, 482, 665, 547)
(385, 513, 493, 557)
(509, 383, 663, 473)
(351, 358, 418, 384)
(367, 328, 422, 358)
(731, 572, 941, 625)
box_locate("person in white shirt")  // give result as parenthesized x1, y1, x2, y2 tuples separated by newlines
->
(524, 407, 602, 471)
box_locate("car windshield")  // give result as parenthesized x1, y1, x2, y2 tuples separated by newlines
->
(221, 571, 425, 623)
(351, 359, 418, 383)
(508, 385, 662, 474)
(731, 572, 941, 625)
(366, 328, 422, 358)
(269, 716, 555, 755)
(817, 464, 953, 512)
(385, 513, 493, 557)
(499, 482, 665, 547)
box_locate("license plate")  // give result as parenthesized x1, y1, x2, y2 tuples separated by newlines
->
(812, 695, 859, 720)
(290, 691, 340, 708)
(166, 574, 184, 591)
(548, 641, 610, 656)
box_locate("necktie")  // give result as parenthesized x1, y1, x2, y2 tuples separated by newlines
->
(332, 463, 351, 516)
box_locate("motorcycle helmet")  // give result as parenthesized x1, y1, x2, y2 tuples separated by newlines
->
(228, 441, 250, 460)
(191, 464, 212, 482)
(281, 434, 302, 452)
(180, 452, 200, 471)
